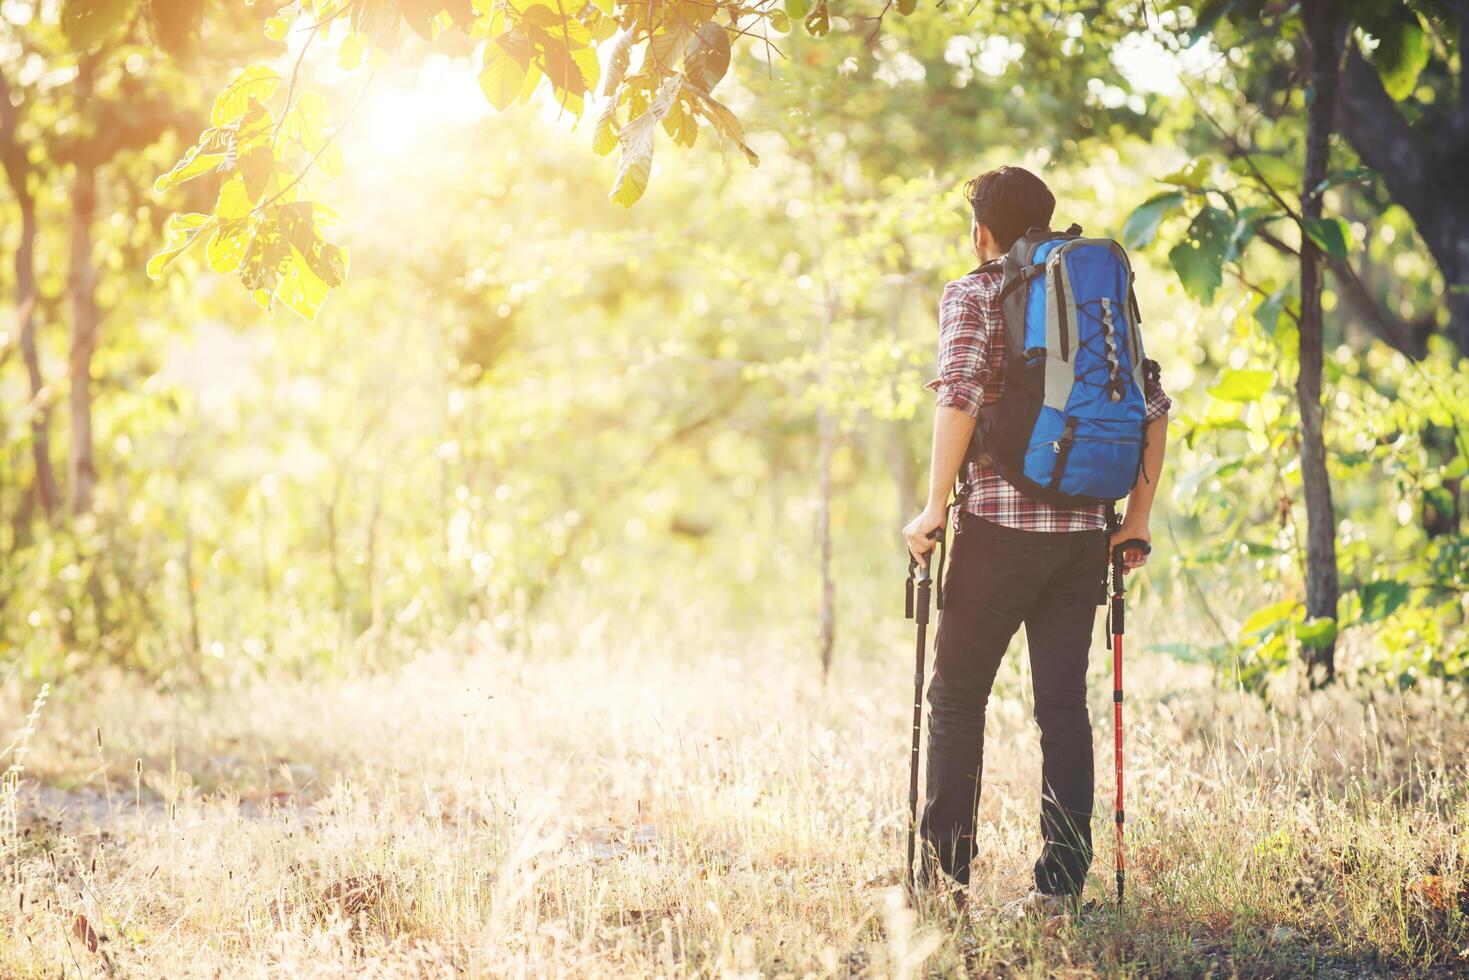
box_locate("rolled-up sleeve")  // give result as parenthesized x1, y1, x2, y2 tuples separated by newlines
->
(924, 280, 992, 419)
(1142, 360, 1173, 424)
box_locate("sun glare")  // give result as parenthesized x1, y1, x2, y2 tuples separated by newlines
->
(364, 56, 490, 158)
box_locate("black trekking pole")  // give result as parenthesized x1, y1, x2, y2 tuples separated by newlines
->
(1106, 514, 1150, 903)
(904, 526, 945, 894)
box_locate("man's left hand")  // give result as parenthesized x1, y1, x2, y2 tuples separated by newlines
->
(903, 507, 947, 566)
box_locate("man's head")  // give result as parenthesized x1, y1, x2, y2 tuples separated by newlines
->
(965, 167, 1055, 262)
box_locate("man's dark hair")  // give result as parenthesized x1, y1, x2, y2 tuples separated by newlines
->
(964, 167, 1056, 252)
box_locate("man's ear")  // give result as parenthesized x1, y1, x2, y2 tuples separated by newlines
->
(974, 221, 997, 258)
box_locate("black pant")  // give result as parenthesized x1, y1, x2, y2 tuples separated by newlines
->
(920, 514, 1106, 895)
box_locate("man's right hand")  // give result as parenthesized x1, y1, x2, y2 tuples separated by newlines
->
(1109, 522, 1151, 575)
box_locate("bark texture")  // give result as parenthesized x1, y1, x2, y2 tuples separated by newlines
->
(1298, 0, 1345, 684)
(67, 160, 100, 516)
(1338, 38, 1469, 356)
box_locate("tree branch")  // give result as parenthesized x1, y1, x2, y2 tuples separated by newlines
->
(1197, 78, 1427, 360)
(1337, 46, 1428, 218)
(1256, 228, 1426, 358)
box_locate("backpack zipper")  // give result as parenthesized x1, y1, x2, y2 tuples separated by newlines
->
(1050, 252, 1070, 362)
(1044, 435, 1138, 451)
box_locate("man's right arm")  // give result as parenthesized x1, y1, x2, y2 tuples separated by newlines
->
(1112, 370, 1172, 571)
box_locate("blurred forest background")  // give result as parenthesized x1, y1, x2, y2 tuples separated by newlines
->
(1, 0, 1467, 976)
(1, 0, 1465, 691)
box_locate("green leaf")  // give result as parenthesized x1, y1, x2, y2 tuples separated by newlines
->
(684, 22, 731, 93)
(530, 21, 592, 112)
(1303, 216, 1350, 259)
(591, 102, 618, 156)
(1122, 191, 1184, 250)
(275, 248, 332, 321)
(1160, 158, 1212, 189)
(1187, 0, 1236, 45)
(1294, 617, 1337, 650)
(206, 223, 247, 274)
(1226, 206, 1278, 263)
(1313, 167, 1375, 195)
(803, 0, 828, 37)
(611, 77, 676, 208)
(1359, 581, 1409, 622)
(480, 32, 530, 111)
(211, 66, 283, 127)
(1241, 598, 1301, 637)
(1254, 286, 1290, 337)
(649, 24, 693, 69)
(784, 0, 809, 23)
(610, 143, 651, 207)
(1444, 454, 1469, 480)
(661, 97, 698, 147)
(694, 91, 758, 165)
(215, 173, 252, 220)
(1208, 367, 1273, 402)
(62, 0, 138, 48)
(1361, 7, 1430, 101)
(154, 139, 227, 192)
(399, 0, 443, 41)
(238, 146, 275, 201)
(147, 212, 213, 279)
(1425, 486, 1456, 523)
(1167, 206, 1233, 305)
(301, 239, 349, 289)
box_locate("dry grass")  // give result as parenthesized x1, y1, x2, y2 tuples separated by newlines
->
(0, 609, 1466, 978)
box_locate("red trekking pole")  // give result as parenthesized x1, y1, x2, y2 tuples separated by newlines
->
(1107, 517, 1149, 903)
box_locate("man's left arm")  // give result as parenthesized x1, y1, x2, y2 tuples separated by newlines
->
(1111, 368, 1172, 571)
(905, 407, 975, 564)
(905, 281, 991, 564)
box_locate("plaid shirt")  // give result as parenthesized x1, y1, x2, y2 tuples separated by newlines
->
(926, 266, 1172, 533)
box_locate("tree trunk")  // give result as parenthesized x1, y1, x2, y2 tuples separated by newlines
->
(1298, 0, 1345, 685)
(817, 287, 836, 678)
(67, 160, 100, 516)
(181, 497, 203, 666)
(0, 69, 59, 518)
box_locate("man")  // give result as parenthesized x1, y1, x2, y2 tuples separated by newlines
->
(902, 166, 1170, 913)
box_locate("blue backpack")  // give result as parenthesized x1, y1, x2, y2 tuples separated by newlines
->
(966, 224, 1159, 507)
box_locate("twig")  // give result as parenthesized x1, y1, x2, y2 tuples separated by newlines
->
(865, 0, 894, 44)
(252, 74, 374, 215)
(271, 23, 318, 145)
(1184, 83, 1302, 220)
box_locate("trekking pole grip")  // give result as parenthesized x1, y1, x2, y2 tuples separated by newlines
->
(1111, 538, 1151, 568)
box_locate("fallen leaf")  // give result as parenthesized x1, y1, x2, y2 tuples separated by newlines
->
(72, 913, 99, 953)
